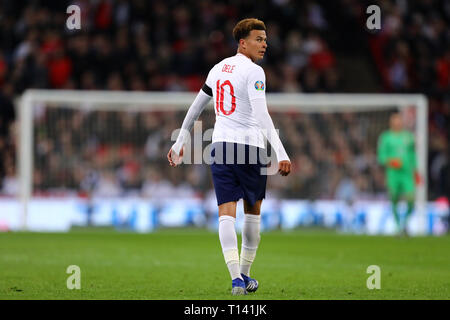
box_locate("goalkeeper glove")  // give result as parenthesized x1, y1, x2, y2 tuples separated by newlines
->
(414, 171, 422, 185)
(388, 158, 402, 169)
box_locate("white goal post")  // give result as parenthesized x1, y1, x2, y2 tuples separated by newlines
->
(17, 89, 428, 232)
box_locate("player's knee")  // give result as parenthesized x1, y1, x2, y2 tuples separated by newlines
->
(244, 200, 262, 214)
(219, 201, 237, 217)
(245, 209, 260, 215)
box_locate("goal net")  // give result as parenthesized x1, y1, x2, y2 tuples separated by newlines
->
(16, 90, 429, 234)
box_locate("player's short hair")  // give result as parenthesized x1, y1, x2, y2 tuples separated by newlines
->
(232, 18, 266, 43)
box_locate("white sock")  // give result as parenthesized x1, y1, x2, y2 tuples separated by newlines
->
(218, 215, 242, 280)
(240, 214, 261, 277)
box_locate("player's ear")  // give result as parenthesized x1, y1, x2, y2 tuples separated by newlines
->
(239, 38, 246, 49)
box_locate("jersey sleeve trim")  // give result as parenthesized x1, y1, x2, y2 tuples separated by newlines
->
(201, 83, 213, 97)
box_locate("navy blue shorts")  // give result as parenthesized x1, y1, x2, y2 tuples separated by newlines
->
(210, 142, 268, 207)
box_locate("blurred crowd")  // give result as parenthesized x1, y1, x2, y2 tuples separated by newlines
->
(0, 0, 449, 201)
(0, 0, 338, 93)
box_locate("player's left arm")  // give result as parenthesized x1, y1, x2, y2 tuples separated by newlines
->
(409, 132, 421, 184)
(248, 66, 290, 176)
(409, 132, 417, 169)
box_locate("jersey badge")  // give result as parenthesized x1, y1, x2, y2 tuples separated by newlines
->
(254, 81, 265, 91)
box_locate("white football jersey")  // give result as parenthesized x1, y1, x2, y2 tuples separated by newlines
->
(205, 53, 266, 148)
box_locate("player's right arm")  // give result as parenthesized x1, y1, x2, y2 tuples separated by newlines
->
(377, 132, 402, 169)
(248, 66, 290, 176)
(167, 83, 213, 167)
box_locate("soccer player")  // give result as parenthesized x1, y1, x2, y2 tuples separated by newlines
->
(167, 18, 291, 295)
(377, 112, 420, 235)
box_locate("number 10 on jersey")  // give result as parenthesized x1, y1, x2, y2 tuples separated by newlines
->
(216, 80, 236, 116)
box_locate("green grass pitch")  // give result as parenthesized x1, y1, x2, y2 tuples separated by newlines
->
(1, 228, 449, 300)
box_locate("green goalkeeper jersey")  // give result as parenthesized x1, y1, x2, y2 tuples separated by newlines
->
(377, 130, 417, 175)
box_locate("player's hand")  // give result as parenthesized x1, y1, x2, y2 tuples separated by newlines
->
(388, 158, 402, 169)
(278, 160, 291, 176)
(167, 147, 183, 167)
(415, 171, 422, 185)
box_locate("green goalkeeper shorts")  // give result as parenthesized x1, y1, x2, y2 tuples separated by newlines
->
(387, 173, 415, 196)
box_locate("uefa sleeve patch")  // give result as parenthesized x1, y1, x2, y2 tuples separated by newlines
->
(254, 81, 265, 91)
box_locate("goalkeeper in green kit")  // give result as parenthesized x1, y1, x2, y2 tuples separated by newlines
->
(377, 112, 421, 235)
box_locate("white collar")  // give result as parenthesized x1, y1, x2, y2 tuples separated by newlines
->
(235, 52, 251, 61)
